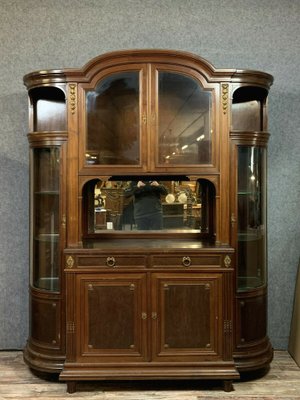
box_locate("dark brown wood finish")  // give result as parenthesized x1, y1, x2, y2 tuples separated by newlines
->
(23, 50, 273, 392)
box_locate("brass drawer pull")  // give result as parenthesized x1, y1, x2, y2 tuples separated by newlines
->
(106, 256, 116, 267)
(182, 256, 192, 267)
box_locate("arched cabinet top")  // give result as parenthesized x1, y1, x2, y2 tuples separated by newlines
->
(23, 49, 274, 90)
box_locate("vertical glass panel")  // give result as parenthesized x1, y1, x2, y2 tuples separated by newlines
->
(237, 146, 266, 290)
(86, 72, 140, 165)
(32, 147, 60, 291)
(158, 72, 212, 165)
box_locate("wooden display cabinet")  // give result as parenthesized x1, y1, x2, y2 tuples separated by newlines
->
(23, 50, 273, 392)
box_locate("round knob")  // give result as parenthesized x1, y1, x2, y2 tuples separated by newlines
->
(106, 256, 116, 267)
(182, 256, 192, 267)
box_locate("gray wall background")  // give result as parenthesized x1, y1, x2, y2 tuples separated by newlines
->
(0, 0, 299, 350)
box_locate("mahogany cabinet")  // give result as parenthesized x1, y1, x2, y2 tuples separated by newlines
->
(23, 50, 273, 392)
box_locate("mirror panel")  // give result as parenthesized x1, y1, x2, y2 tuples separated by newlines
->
(83, 178, 215, 236)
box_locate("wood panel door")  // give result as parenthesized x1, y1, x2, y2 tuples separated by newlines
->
(76, 273, 148, 362)
(151, 273, 223, 362)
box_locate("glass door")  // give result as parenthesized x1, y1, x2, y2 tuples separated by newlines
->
(237, 146, 267, 290)
(85, 70, 145, 167)
(154, 70, 213, 168)
(31, 147, 61, 291)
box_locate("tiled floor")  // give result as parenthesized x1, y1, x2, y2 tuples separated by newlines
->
(0, 350, 299, 399)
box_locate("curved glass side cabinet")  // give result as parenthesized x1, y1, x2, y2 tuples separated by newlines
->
(23, 83, 67, 372)
(230, 85, 272, 369)
(23, 50, 273, 391)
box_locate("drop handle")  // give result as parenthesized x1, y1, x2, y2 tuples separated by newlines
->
(182, 256, 192, 267)
(106, 256, 116, 267)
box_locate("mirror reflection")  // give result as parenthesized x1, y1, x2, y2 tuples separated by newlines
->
(84, 178, 215, 235)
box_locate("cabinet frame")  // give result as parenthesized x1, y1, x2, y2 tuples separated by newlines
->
(23, 50, 274, 390)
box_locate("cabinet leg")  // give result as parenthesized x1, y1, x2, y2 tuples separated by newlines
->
(67, 381, 77, 394)
(223, 380, 233, 392)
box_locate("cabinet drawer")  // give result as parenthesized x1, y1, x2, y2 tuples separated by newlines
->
(77, 255, 147, 268)
(151, 255, 221, 268)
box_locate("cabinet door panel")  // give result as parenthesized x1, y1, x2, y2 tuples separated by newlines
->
(31, 296, 61, 349)
(151, 273, 222, 361)
(164, 284, 210, 348)
(77, 274, 147, 361)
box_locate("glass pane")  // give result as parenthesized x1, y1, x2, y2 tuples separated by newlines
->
(237, 147, 266, 290)
(158, 72, 212, 165)
(32, 147, 60, 291)
(86, 71, 140, 165)
(83, 178, 215, 238)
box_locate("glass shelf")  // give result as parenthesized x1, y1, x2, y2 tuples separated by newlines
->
(34, 234, 59, 241)
(238, 191, 261, 195)
(238, 276, 263, 291)
(34, 191, 59, 195)
(31, 147, 61, 291)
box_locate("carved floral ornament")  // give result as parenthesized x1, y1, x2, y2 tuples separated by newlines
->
(221, 83, 229, 114)
(66, 255, 74, 269)
(69, 84, 76, 115)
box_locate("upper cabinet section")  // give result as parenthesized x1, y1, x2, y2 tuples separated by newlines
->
(84, 65, 214, 171)
(23, 50, 273, 169)
(81, 61, 217, 174)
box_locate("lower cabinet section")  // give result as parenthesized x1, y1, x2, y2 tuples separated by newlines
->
(233, 290, 273, 371)
(78, 273, 147, 362)
(23, 290, 65, 373)
(60, 250, 239, 392)
(151, 273, 221, 362)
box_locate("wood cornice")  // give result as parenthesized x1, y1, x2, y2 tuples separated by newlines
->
(23, 49, 274, 89)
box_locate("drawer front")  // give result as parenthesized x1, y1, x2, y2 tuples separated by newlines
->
(151, 254, 222, 268)
(77, 255, 147, 269)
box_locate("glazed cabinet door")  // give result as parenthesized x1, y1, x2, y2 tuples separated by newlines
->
(80, 63, 218, 174)
(151, 273, 223, 362)
(73, 273, 148, 362)
(151, 67, 216, 172)
(82, 66, 148, 173)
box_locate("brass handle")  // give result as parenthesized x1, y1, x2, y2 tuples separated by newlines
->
(182, 256, 192, 267)
(106, 256, 116, 267)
